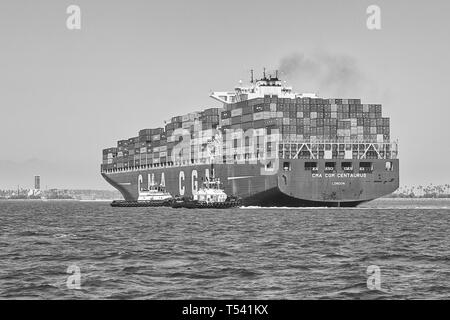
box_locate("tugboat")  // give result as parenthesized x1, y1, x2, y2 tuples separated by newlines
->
(178, 177, 241, 209)
(170, 138, 241, 209)
(110, 183, 173, 207)
(170, 177, 241, 209)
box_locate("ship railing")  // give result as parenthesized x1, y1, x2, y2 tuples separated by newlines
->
(101, 159, 209, 174)
(278, 139, 398, 160)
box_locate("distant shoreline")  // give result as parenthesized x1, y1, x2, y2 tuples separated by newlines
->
(380, 197, 450, 200)
(384, 195, 450, 199)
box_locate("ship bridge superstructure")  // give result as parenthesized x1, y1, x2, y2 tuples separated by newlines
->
(210, 70, 318, 104)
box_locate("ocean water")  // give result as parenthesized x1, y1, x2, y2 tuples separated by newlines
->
(0, 198, 449, 299)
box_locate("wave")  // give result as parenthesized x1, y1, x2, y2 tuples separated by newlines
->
(16, 231, 49, 237)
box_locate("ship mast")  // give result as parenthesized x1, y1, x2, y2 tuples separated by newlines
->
(206, 135, 221, 189)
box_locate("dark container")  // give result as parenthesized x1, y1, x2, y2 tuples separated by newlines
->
(139, 129, 152, 136)
(253, 105, 264, 113)
(254, 119, 265, 129)
(231, 116, 242, 125)
(221, 110, 231, 119)
(171, 116, 183, 123)
(242, 121, 254, 131)
(203, 108, 219, 116)
(242, 105, 253, 114)
(242, 114, 253, 123)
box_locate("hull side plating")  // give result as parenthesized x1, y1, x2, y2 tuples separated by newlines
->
(102, 159, 399, 207)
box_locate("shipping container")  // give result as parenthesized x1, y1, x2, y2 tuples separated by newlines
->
(241, 105, 254, 115)
(221, 118, 231, 126)
(231, 108, 242, 117)
(253, 112, 264, 121)
(253, 119, 265, 129)
(241, 121, 254, 131)
(241, 113, 253, 123)
(231, 116, 242, 125)
(171, 116, 183, 123)
(221, 110, 231, 119)
(202, 107, 219, 116)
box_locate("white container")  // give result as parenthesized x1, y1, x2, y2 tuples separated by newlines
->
(231, 130, 243, 139)
(253, 112, 264, 121)
(167, 135, 176, 142)
(254, 128, 265, 136)
(182, 121, 192, 129)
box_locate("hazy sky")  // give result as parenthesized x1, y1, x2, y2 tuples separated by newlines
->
(0, 0, 449, 189)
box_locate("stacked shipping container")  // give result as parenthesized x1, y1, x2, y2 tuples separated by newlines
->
(221, 96, 389, 143)
(102, 96, 390, 171)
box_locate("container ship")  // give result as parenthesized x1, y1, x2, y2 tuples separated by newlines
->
(101, 71, 399, 207)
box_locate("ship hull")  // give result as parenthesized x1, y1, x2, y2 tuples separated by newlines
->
(102, 158, 399, 207)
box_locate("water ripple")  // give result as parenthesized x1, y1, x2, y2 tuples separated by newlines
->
(0, 198, 449, 299)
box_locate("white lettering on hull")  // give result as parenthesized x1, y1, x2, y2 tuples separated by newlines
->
(312, 173, 367, 178)
(179, 171, 185, 196)
(161, 172, 166, 187)
(192, 170, 198, 194)
(138, 174, 143, 191)
(148, 173, 155, 189)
